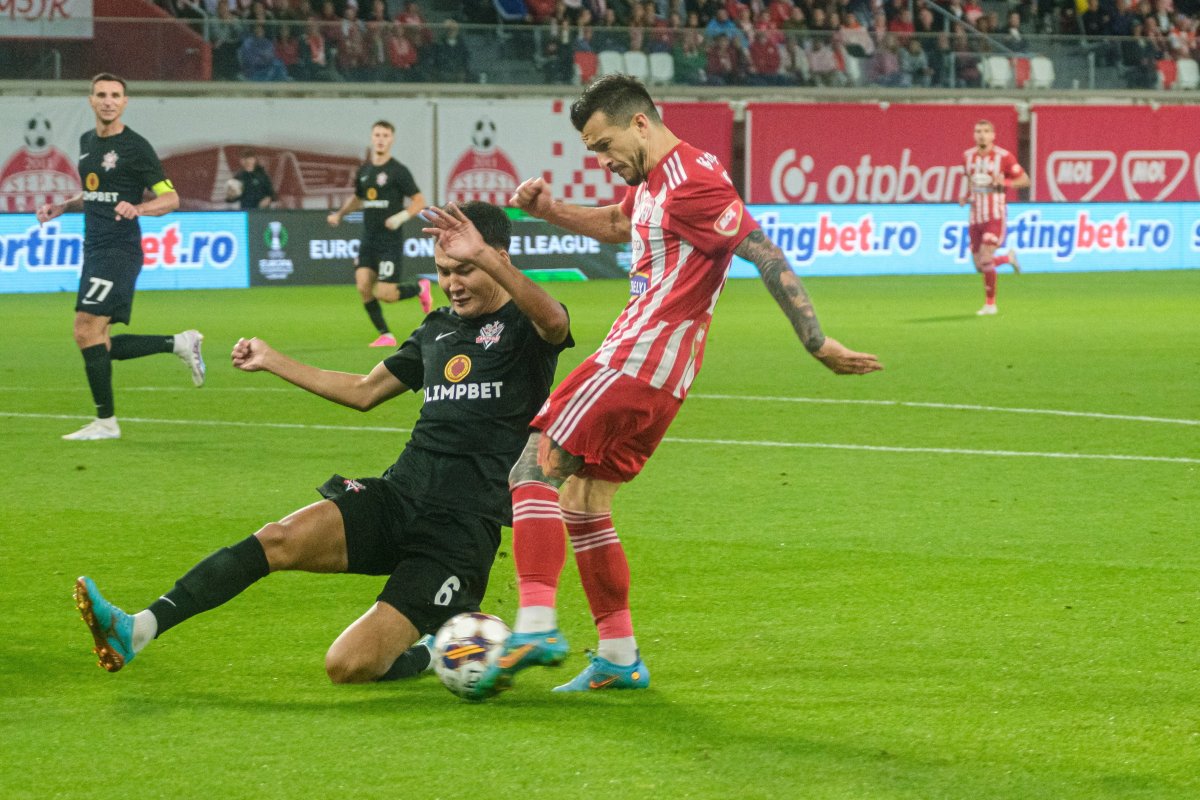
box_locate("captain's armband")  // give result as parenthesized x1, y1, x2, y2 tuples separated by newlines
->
(151, 179, 176, 196)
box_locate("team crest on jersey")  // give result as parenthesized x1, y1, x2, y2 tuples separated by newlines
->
(475, 320, 504, 349)
(366, 187, 377, 200)
(342, 478, 366, 493)
(713, 200, 742, 236)
(376, 172, 388, 187)
(85, 173, 99, 191)
(101, 151, 118, 171)
(444, 354, 472, 382)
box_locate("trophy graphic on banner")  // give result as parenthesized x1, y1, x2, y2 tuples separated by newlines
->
(268, 220, 286, 253)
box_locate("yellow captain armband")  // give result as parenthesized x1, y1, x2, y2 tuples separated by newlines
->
(151, 179, 176, 196)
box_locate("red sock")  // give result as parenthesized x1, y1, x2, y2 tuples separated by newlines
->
(992, 253, 1010, 266)
(982, 265, 997, 304)
(511, 481, 565, 609)
(564, 509, 633, 639)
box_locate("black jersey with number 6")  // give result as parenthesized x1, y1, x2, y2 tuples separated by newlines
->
(354, 158, 420, 244)
(77, 127, 169, 252)
(382, 300, 573, 524)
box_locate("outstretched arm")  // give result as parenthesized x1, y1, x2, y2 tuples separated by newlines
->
(422, 204, 571, 345)
(737, 230, 882, 375)
(231, 337, 409, 411)
(510, 177, 630, 244)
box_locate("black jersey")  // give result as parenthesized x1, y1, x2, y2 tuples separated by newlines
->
(382, 300, 573, 523)
(78, 127, 169, 252)
(233, 165, 275, 210)
(354, 157, 420, 242)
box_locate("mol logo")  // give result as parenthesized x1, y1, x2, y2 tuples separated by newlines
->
(1119, 150, 1189, 201)
(1044, 151, 1116, 202)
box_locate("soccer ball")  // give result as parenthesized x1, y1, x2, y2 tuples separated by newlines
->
(432, 612, 511, 701)
(471, 117, 497, 151)
(25, 114, 52, 151)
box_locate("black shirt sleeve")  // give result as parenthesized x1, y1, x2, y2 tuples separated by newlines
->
(382, 325, 425, 389)
(394, 163, 420, 197)
(353, 165, 367, 200)
(134, 135, 168, 192)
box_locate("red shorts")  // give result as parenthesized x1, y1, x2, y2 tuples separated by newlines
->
(968, 218, 1006, 253)
(532, 358, 683, 484)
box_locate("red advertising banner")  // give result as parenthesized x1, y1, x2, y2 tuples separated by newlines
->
(1031, 105, 1200, 202)
(661, 102, 733, 174)
(745, 103, 1019, 204)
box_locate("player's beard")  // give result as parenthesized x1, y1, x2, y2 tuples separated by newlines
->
(621, 149, 650, 186)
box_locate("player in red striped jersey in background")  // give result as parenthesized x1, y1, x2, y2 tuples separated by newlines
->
(959, 119, 1030, 316)
(470, 75, 882, 698)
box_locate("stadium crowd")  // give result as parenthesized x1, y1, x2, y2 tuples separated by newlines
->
(159, 0, 1198, 87)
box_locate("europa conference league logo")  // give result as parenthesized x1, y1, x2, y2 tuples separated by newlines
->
(258, 220, 294, 280)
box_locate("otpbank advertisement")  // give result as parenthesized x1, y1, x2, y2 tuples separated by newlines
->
(0, 212, 249, 293)
(731, 203, 1200, 278)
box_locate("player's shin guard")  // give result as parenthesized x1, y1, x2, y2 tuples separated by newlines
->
(511, 481, 566, 628)
(81, 343, 115, 418)
(147, 535, 270, 636)
(982, 265, 997, 304)
(564, 509, 636, 663)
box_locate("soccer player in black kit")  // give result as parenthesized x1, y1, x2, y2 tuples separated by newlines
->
(36, 73, 206, 441)
(74, 201, 574, 685)
(327, 120, 433, 348)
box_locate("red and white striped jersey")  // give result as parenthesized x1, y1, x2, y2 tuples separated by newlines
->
(588, 142, 758, 400)
(963, 145, 1023, 224)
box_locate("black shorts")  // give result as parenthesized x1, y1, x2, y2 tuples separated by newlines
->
(319, 474, 500, 636)
(76, 247, 142, 324)
(355, 237, 403, 283)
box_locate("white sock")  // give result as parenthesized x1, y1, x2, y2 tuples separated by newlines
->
(513, 606, 556, 634)
(132, 610, 157, 653)
(597, 636, 638, 666)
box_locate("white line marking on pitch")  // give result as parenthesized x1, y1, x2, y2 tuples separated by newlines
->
(3, 387, 1194, 426)
(4, 412, 1194, 465)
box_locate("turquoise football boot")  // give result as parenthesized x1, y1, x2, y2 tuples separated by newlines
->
(552, 654, 650, 692)
(466, 629, 570, 700)
(74, 576, 135, 672)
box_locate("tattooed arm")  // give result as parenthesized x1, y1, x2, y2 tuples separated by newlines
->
(736, 230, 883, 375)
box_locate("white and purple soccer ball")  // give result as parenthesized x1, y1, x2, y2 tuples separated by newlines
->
(432, 612, 510, 700)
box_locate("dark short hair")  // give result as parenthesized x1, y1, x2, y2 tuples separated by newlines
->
(569, 74, 660, 132)
(90, 73, 127, 92)
(975, 119, 994, 129)
(457, 201, 510, 251)
(240, 147, 257, 159)
(372, 120, 395, 132)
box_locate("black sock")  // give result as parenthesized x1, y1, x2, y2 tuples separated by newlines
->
(81, 343, 114, 418)
(376, 641, 432, 682)
(363, 299, 388, 334)
(111, 334, 174, 360)
(396, 282, 418, 300)
(147, 535, 270, 637)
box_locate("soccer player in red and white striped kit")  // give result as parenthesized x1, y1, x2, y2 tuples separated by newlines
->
(959, 119, 1030, 316)
(471, 75, 882, 697)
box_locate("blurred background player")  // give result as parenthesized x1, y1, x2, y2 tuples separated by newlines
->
(224, 147, 276, 209)
(476, 75, 882, 697)
(36, 73, 205, 442)
(327, 120, 432, 347)
(959, 119, 1029, 316)
(73, 201, 573, 683)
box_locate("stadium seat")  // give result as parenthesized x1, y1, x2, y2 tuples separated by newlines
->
(624, 50, 650, 81)
(1174, 57, 1199, 90)
(842, 55, 864, 86)
(1029, 55, 1055, 89)
(648, 51, 675, 85)
(598, 50, 625, 77)
(573, 51, 598, 85)
(1156, 58, 1177, 89)
(1011, 57, 1031, 88)
(981, 55, 1013, 88)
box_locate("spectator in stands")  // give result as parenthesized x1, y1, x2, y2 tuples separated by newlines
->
(867, 31, 905, 83)
(887, 8, 915, 44)
(963, 0, 983, 24)
(951, 24, 982, 86)
(276, 24, 303, 78)
(930, 30, 952, 85)
(240, 22, 291, 80)
(626, 1, 649, 51)
(385, 22, 421, 80)
(734, 5, 757, 46)
(1143, 15, 1170, 55)
(705, 7, 742, 43)
(1109, 0, 1137, 37)
(431, 19, 473, 82)
(1002, 10, 1026, 49)
(747, 28, 790, 82)
(397, 0, 433, 45)
(593, 7, 627, 50)
(300, 16, 343, 79)
(1150, 0, 1172, 35)
(839, 12, 874, 56)
(781, 5, 808, 35)
(338, 2, 372, 81)
(673, 28, 709, 83)
(705, 32, 744, 82)
(1081, 0, 1108, 36)
(209, 2, 245, 81)
(1167, 13, 1195, 57)
(649, 9, 678, 52)
(243, 0, 274, 24)
(900, 35, 933, 85)
(318, 0, 341, 44)
(1122, 19, 1162, 84)
(527, 0, 557, 24)
(808, 37, 846, 83)
(767, 0, 794, 28)
(275, 0, 309, 23)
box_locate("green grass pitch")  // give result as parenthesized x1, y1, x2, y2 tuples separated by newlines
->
(1, 270, 1197, 799)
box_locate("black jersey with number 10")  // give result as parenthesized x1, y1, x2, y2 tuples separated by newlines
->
(354, 158, 420, 242)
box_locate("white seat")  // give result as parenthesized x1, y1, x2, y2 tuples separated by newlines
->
(597, 50, 625, 77)
(1175, 57, 1199, 90)
(982, 55, 1013, 88)
(1030, 55, 1055, 89)
(843, 55, 863, 86)
(648, 51, 674, 85)
(623, 50, 650, 81)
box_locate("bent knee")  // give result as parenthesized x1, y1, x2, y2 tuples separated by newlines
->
(254, 521, 295, 570)
(325, 651, 381, 684)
